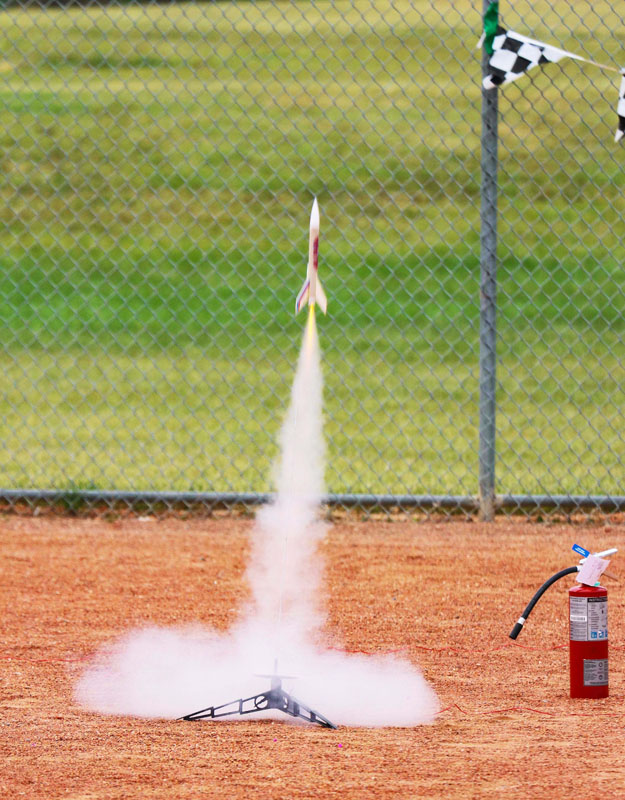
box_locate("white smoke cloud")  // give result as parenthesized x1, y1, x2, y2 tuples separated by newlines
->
(75, 312, 439, 727)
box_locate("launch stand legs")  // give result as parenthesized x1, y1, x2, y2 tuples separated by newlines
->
(179, 674, 337, 730)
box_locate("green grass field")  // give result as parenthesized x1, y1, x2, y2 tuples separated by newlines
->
(1, 1, 624, 498)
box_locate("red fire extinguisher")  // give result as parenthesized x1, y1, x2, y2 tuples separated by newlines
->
(509, 545, 616, 699)
(569, 582, 608, 698)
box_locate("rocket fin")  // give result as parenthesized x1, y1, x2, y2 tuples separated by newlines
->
(295, 279, 310, 314)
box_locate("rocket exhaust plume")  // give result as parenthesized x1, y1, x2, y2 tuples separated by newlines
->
(250, 305, 325, 654)
(75, 202, 439, 727)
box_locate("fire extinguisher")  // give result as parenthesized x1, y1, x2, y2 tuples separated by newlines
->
(509, 545, 617, 699)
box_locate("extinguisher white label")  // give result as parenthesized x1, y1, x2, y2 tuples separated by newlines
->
(570, 596, 608, 641)
(583, 659, 608, 686)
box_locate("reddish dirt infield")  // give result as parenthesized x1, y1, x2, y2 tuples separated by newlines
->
(2, 514, 625, 799)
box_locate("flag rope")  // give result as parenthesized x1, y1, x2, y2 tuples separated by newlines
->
(562, 51, 621, 75)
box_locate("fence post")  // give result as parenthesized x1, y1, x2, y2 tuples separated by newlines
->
(479, 5, 498, 521)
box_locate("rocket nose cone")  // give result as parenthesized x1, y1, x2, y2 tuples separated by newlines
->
(310, 197, 320, 231)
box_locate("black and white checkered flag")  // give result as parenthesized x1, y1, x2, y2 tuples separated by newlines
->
(484, 27, 571, 90)
(615, 70, 625, 143)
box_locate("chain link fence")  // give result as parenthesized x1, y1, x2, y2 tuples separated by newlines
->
(1, 0, 624, 517)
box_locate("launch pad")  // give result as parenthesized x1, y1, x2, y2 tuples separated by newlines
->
(180, 665, 337, 729)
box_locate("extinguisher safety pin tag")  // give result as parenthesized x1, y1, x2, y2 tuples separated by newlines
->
(576, 555, 611, 587)
(572, 545, 618, 584)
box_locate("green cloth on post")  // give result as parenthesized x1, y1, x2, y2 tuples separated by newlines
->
(483, 2, 499, 55)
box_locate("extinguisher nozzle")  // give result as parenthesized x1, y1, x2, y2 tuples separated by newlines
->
(509, 619, 525, 640)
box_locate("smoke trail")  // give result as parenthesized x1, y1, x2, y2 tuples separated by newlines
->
(246, 307, 326, 659)
(76, 308, 439, 726)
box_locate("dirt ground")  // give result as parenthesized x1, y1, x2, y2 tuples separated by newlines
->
(2, 514, 625, 799)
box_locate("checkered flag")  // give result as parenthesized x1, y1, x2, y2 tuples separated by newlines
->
(483, 26, 571, 90)
(615, 70, 625, 143)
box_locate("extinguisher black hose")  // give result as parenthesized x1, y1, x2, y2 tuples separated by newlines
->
(509, 566, 578, 640)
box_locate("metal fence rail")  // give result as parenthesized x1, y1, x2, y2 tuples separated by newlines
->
(1, 1, 624, 518)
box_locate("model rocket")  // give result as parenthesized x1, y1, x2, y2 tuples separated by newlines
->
(295, 198, 327, 314)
